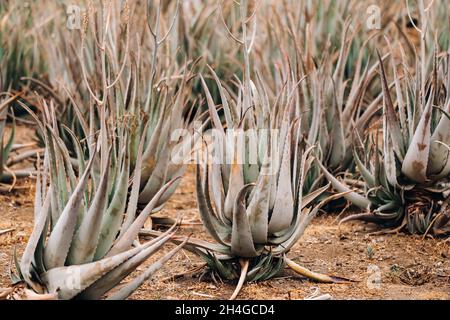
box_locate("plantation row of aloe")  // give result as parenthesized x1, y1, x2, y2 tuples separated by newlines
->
(0, 0, 448, 300)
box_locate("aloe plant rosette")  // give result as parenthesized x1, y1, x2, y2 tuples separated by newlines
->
(319, 49, 450, 236)
(144, 66, 350, 300)
(15, 104, 186, 300)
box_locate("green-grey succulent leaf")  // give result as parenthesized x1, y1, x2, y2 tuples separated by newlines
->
(2, 109, 15, 168)
(210, 160, 226, 223)
(44, 153, 96, 270)
(207, 65, 235, 127)
(247, 173, 271, 244)
(94, 152, 130, 260)
(353, 147, 376, 188)
(273, 191, 347, 254)
(139, 123, 171, 204)
(383, 118, 398, 187)
(20, 189, 51, 292)
(378, 51, 405, 160)
(231, 184, 258, 258)
(140, 106, 167, 185)
(67, 150, 111, 265)
(268, 126, 294, 234)
(196, 161, 231, 246)
(301, 183, 330, 210)
(200, 74, 226, 135)
(108, 177, 182, 256)
(42, 243, 147, 300)
(79, 230, 175, 300)
(428, 100, 450, 176)
(316, 158, 371, 209)
(401, 93, 433, 183)
(121, 123, 148, 233)
(107, 240, 187, 300)
(224, 161, 244, 220)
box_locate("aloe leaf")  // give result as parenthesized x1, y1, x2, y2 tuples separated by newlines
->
(67, 150, 111, 265)
(207, 65, 235, 127)
(94, 152, 130, 260)
(428, 100, 450, 175)
(401, 92, 433, 183)
(231, 184, 257, 258)
(196, 160, 231, 245)
(2, 109, 14, 165)
(247, 173, 270, 244)
(43, 153, 96, 269)
(210, 159, 226, 223)
(301, 183, 331, 209)
(107, 240, 187, 300)
(42, 244, 146, 300)
(138, 130, 171, 204)
(108, 177, 181, 256)
(20, 190, 51, 292)
(383, 117, 398, 187)
(273, 192, 346, 254)
(378, 50, 405, 160)
(316, 159, 371, 209)
(353, 147, 376, 188)
(140, 106, 167, 184)
(141, 229, 233, 255)
(224, 157, 244, 220)
(79, 231, 175, 300)
(121, 122, 148, 233)
(268, 126, 294, 234)
(200, 74, 225, 133)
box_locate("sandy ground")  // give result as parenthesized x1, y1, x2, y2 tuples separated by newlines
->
(0, 125, 449, 300)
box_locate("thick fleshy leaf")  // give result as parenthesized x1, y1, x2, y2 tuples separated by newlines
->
(428, 100, 450, 175)
(268, 127, 294, 234)
(67, 151, 111, 265)
(79, 230, 175, 299)
(42, 244, 144, 300)
(44, 154, 96, 269)
(401, 95, 433, 183)
(20, 189, 51, 292)
(224, 160, 244, 220)
(383, 117, 397, 187)
(107, 177, 181, 256)
(107, 240, 186, 300)
(196, 161, 231, 246)
(353, 147, 376, 188)
(247, 173, 271, 244)
(94, 153, 130, 260)
(316, 159, 371, 209)
(231, 184, 257, 258)
(378, 51, 405, 160)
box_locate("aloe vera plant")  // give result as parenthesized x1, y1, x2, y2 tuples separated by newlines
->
(319, 46, 450, 236)
(15, 102, 186, 300)
(144, 0, 350, 299)
(145, 67, 350, 300)
(254, 15, 387, 195)
(29, 1, 201, 216)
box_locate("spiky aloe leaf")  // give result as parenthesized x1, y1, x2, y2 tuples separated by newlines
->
(268, 124, 294, 233)
(107, 240, 187, 300)
(428, 101, 450, 176)
(67, 150, 111, 265)
(231, 184, 257, 258)
(44, 152, 96, 270)
(401, 94, 433, 183)
(316, 159, 371, 210)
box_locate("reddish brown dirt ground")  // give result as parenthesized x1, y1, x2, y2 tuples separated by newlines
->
(0, 125, 449, 300)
